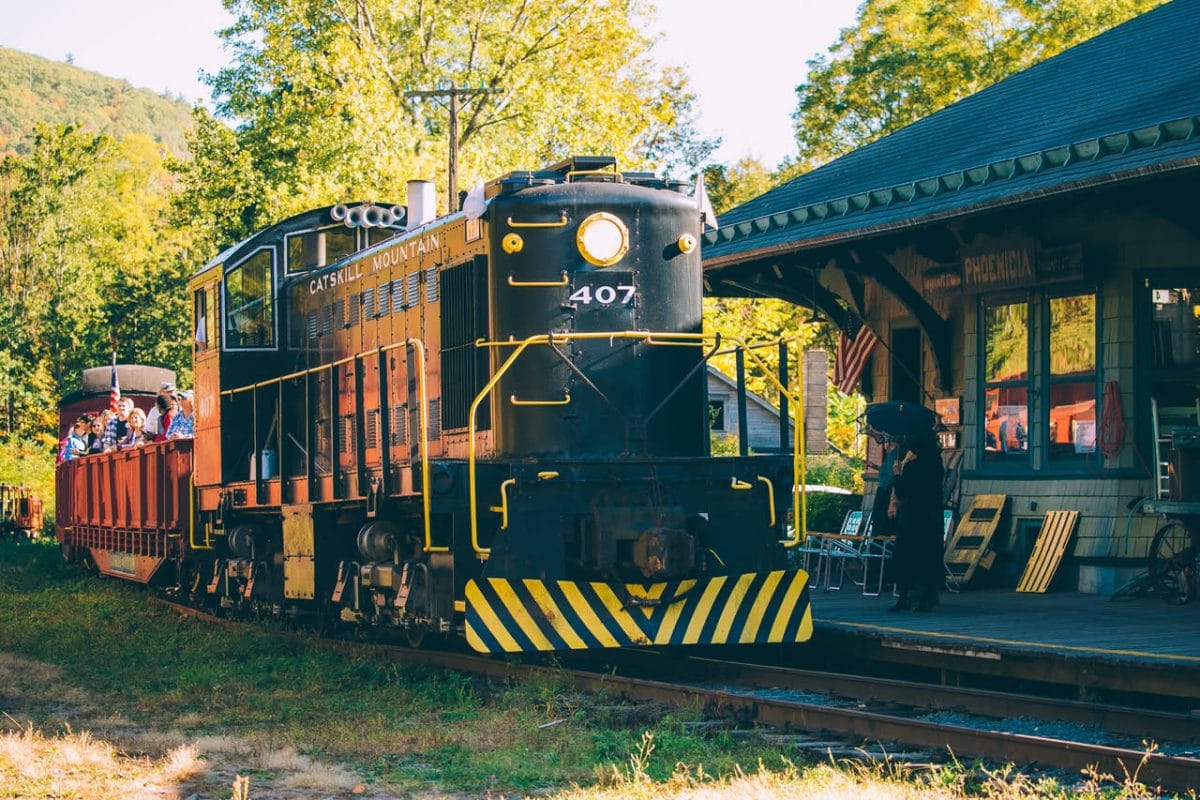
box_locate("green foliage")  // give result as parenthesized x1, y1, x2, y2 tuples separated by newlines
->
(788, 0, 1168, 171)
(804, 452, 865, 493)
(0, 47, 194, 157)
(803, 490, 862, 533)
(701, 158, 778, 214)
(167, 107, 267, 259)
(189, 0, 717, 232)
(0, 124, 195, 445)
(0, 442, 55, 531)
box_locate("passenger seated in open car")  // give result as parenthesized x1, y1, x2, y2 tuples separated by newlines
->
(166, 390, 194, 439)
(117, 408, 150, 450)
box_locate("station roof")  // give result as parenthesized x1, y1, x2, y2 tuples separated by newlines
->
(703, 0, 1200, 266)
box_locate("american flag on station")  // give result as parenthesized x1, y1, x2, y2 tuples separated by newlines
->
(109, 352, 121, 412)
(833, 315, 878, 394)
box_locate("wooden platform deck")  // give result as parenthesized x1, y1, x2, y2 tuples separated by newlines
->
(794, 584, 1200, 702)
(809, 586, 1200, 665)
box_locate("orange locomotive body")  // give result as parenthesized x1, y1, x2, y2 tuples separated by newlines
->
(1, 485, 43, 538)
(56, 158, 814, 652)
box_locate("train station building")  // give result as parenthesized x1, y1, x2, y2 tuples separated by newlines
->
(701, 0, 1200, 593)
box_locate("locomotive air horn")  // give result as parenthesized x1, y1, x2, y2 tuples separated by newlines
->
(363, 205, 384, 227)
(345, 205, 366, 227)
(330, 203, 349, 222)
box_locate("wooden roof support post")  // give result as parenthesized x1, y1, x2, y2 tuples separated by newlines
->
(837, 248, 954, 394)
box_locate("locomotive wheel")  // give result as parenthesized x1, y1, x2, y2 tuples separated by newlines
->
(404, 626, 441, 649)
(1148, 520, 1196, 605)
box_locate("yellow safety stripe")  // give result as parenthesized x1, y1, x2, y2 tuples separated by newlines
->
(740, 570, 784, 644)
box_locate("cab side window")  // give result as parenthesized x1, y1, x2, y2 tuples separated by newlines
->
(193, 286, 217, 354)
(225, 249, 275, 349)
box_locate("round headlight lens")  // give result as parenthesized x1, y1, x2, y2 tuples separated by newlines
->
(576, 212, 629, 267)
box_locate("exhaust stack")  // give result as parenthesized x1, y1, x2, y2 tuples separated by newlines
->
(406, 180, 437, 230)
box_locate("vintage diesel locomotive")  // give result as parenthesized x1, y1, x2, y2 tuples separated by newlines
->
(56, 156, 813, 652)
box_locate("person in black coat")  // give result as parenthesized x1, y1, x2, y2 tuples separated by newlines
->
(887, 430, 945, 611)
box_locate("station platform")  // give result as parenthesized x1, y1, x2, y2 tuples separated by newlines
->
(794, 585, 1200, 705)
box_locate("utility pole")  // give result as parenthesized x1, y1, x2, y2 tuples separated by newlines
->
(405, 84, 503, 211)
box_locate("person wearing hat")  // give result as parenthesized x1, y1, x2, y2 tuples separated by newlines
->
(145, 382, 177, 438)
(167, 389, 195, 439)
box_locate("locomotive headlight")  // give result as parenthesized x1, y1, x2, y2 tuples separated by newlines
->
(576, 212, 629, 267)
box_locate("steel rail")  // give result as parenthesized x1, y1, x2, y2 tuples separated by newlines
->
(151, 597, 1200, 792)
(600, 653, 1200, 743)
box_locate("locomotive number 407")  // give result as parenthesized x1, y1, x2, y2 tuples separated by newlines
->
(568, 284, 636, 305)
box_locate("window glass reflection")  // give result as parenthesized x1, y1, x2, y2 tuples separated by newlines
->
(984, 386, 1029, 457)
(1048, 293, 1097, 459)
(984, 302, 1028, 383)
(1049, 295, 1096, 376)
(1048, 382, 1096, 456)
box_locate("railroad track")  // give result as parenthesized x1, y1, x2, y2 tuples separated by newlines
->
(154, 598, 1200, 792)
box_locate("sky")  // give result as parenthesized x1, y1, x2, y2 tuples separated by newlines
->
(0, 0, 859, 168)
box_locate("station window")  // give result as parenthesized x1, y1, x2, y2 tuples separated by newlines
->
(1047, 293, 1097, 459)
(980, 290, 1100, 468)
(982, 299, 1030, 462)
(224, 249, 275, 349)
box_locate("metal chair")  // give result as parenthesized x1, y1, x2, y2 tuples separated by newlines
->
(822, 510, 870, 591)
(792, 527, 827, 584)
(858, 514, 894, 597)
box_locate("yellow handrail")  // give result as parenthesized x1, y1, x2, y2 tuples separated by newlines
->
(757, 475, 776, 528)
(406, 339, 443, 554)
(216, 338, 442, 553)
(466, 330, 809, 554)
(731, 478, 752, 490)
(489, 478, 517, 530)
(508, 272, 568, 288)
(565, 169, 623, 182)
(188, 476, 213, 550)
(468, 338, 538, 555)
(509, 393, 571, 406)
(507, 212, 568, 228)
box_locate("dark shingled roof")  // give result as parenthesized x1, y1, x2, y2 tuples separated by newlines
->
(703, 0, 1200, 265)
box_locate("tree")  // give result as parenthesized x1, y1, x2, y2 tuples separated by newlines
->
(701, 157, 776, 216)
(168, 107, 267, 259)
(788, 0, 1166, 170)
(0, 124, 193, 444)
(197, 0, 716, 225)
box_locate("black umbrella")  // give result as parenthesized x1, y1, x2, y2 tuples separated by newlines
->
(865, 400, 939, 439)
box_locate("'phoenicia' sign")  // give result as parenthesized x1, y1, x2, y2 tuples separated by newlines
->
(931, 240, 1085, 293)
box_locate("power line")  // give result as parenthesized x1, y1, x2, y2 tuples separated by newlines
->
(405, 85, 504, 211)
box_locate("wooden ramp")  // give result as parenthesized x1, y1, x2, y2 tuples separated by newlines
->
(944, 494, 1008, 590)
(1016, 510, 1080, 593)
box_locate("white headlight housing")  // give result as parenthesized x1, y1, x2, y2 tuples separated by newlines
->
(576, 212, 629, 267)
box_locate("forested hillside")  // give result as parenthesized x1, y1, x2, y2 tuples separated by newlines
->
(0, 47, 194, 156)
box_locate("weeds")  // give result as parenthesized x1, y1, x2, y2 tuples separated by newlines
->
(0, 539, 1179, 799)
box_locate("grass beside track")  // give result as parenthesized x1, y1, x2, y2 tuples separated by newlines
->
(0, 539, 812, 796)
(0, 538, 1174, 799)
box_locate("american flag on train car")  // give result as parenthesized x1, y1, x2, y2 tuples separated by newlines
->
(108, 352, 121, 412)
(833, 315, 878, 394)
